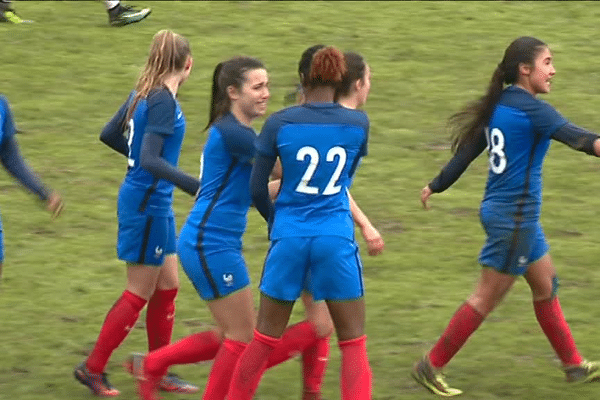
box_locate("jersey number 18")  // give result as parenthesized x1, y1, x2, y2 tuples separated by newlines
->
(485, 127, 507, 174)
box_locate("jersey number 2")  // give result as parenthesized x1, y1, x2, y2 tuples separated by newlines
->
(485, 127, 507, 174)
(126, 118, 135, 167)
(295, 146, 346, 195)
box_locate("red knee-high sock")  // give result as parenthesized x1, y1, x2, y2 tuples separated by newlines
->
(534, 297, 583, 366)
(86, 290, 147, 374)
(339, 335, 372, 400)
(302, 335, 330, 395)
(146, 288, 178, 352)
(428, 302, 484, 369)
(226, 330, 280, 400)
(265, 321, 319, 368)
(202, 339, 247, 400)
(144, 330, 222, 377)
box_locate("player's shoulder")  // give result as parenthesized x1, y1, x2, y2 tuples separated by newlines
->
(147, 86, 176, 109)
(499, 86, 556, 115)
(337, 106, 369, 128)
(213, 113, 253, 133)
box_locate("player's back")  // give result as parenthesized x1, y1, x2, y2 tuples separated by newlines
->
(120, 88, 186, 216)
(258, 103, 369, 240)
(483, 85, 566, 219)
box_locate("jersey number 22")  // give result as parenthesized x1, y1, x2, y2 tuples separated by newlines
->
(295, 146, 346, 195)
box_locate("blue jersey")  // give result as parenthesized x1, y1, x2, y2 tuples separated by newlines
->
(483, 86, 567, 220)
(256, 103, 369, 240)
(184, 113, 257, 248)
(0, 95, 16, 146)
(120, 88, 186, 217)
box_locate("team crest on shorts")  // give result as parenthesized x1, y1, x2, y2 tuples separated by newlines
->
(223, 273, 234, 287)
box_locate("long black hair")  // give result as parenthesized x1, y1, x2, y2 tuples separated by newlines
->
(449, 36, 547, 152)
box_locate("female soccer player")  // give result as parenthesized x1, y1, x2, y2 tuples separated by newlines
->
(412, 36, 600, 397)
(227, 46, 372, 400)
(74, 29, 198, 397)
(272, 46, 384, 257)
(128, 55, 336, 400)
(0, 94, 63, 280)
(265, 46, 382, 400)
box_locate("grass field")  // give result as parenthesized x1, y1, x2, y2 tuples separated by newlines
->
(3, 1, 600, 399)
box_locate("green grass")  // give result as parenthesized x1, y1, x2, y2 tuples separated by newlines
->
(3, 1, 600, 399)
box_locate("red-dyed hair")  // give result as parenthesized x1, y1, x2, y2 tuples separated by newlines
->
(307, 46, 347, 88)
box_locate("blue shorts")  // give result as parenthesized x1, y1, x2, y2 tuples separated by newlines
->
(117, 214, 176, 266)
(260, 236, 364, 302)
(177, 223, 250, 301)
(479, 208, 548, 276)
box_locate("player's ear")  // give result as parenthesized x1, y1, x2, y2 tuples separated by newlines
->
(354, 78, 363, 92)
(185, 56, 193, 71)
(227, 85, 240, 101)
(518, 62, 532, 77)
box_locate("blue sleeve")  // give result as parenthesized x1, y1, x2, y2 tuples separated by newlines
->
(146, 89, 176, 137)
(0, 95, 17, 143)
(140, 132, 200, 196)
(221, 127, 256, 164)
(428, 130, 487, 193)
(529, 100, 568, 137)
(347, 112, 370, 178)
(551, 122, 599, 156)
(255, 115, 280, 157)
(0, 136, 49, 201)
(250, 154, 276, 224)
(99, 93, 132, 156)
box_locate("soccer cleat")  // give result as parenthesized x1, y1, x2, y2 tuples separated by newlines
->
(411, 357, 463, 397)
(0, 9, 24, 23)
(74, 362, 121, 397)
(158, 373, 199, 394)
(125, 353, 161, 400)
(108, 4, 151, 27)
(565, 360, 600, 383)
(124, 352, 198, 395)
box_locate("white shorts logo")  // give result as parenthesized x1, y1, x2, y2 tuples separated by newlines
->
(154, 246, 163, 258)
(223, 273, 234, 287)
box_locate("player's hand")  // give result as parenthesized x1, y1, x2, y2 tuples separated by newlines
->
(46, 191, 64, 219)
(421, 185, 433, 210)
(361, 225, 384, 256)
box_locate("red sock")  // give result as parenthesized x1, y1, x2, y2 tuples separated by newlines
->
(146, 288, 178, 352)
(265, 321, 319, 368)
(339, 335, 372, 400)
(144, 330, 221, 377)
(428, 302, 484, 369)
(86, 290, 147, 374)
(302, 335, 330, 395)
(226, 330, 280, 400)
(202, 339, 247, 400)
(534, 297, 583, 366)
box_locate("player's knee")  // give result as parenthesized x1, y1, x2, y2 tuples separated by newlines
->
(305, 302, 334, 338)
(312, 315, 334, 338)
